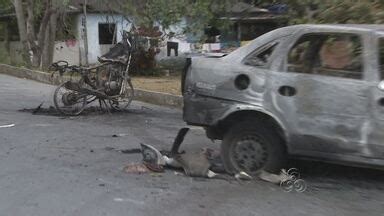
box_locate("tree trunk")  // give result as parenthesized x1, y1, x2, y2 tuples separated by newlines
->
(29, 0, 54, 68)
(41, 22, 51, 69)
(48, 12, 58, 66)
(41, 11, 57, 70)
(13, 0, 63, 68)
(4, 22, 10, 62)
(13, 0, 30, 65)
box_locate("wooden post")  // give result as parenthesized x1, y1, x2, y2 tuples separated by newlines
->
(83, 0, 89, 65)
(237, 22, 242, 42)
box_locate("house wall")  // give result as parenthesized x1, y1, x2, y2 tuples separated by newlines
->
(76, 13, 132, 64)
(3, 40, 81, 65)
(52, 40, 80, 65)
(2, 13, 132, 66)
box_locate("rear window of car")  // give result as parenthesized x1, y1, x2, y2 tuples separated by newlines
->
(243, 42, 278, 68)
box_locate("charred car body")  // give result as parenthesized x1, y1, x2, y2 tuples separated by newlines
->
(183, 25, 384, 174)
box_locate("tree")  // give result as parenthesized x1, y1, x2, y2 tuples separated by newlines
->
(11, 0, 67, 68)
(255, 0, 384, 24)
(0, 0, 15, 63)
(110, 0, 240, 37)
(115, 0, 384, 39)
(13, 0, 28, 63)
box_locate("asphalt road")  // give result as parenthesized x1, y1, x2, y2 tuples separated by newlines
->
(0, 74, 383, 216)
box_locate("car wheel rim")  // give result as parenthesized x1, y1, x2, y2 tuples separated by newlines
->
(230, 135, 268, 174)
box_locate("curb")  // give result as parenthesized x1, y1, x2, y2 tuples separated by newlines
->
(0, 63, 183, 108)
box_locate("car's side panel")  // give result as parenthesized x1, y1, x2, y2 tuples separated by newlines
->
(183, 25, 384, 167)
(265, 29, 379, 158)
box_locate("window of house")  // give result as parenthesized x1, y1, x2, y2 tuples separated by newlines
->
(379, 38, 384, 80)
(243, 42, 278, 68)
(287, 33, 363, 80)
(98, 23, 116, 44)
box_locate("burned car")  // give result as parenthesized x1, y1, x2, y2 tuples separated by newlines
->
(183, 24, 384, 174)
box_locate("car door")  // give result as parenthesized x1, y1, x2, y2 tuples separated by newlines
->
(367, 35, 384, 159)
(265, 31, 374, 158)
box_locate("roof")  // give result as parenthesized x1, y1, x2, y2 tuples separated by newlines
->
(293, 24, 384, 33)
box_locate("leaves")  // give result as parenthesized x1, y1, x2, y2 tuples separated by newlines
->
(277, 0, 384, 24)
(114, 0, 238, 35)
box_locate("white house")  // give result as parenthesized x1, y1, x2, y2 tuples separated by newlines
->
(53, 0, 132, 65)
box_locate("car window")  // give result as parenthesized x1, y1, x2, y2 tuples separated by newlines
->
(287, 33, 363, 80)
(243, 42, 278, 68)
(379, 38, 384, 80)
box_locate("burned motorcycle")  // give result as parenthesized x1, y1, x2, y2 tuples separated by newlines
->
(50, 31, 135, 115)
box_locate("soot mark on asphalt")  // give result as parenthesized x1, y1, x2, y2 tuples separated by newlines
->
(18, 105, 149, 117)
(104, 146, 142, 154)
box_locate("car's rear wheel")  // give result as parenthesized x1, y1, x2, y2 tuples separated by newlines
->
(221, 120, 286, 175)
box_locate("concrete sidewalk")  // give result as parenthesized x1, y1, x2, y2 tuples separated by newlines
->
(0, 64, 183, 108)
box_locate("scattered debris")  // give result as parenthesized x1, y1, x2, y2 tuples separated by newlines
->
(141, 143, 165, 172)
(207, 170, 218, 178)
(113, 198, 145, 205)
(120, 148, 141, 154)
(124, 127, 293, 185)
(19, 105, 110, 116)
(104, 147, 141, 154)
(112, 133, 128, 138)
(139, 128, 231, 180)
(202, 147, 225, 173)
(173, 151, 211, 177)
(235, 172, 253, 181)
(258, 170, 292, 184)
(104, 147, 115, 151)
(0, 124, 15, 128)
(150, 173, 162, 178)
(173, 171, 184, 176)
(123, 163, 150, 174)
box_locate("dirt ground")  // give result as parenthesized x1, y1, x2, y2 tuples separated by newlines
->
(132, 76, 181, 95)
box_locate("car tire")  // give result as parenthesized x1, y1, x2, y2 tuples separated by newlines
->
(221, 120, 286, 175)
